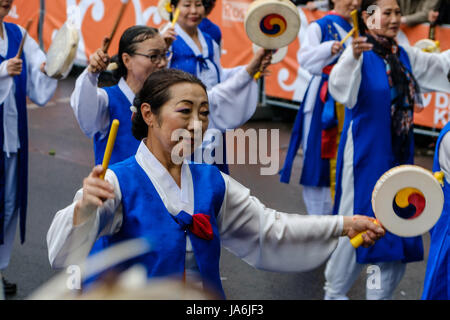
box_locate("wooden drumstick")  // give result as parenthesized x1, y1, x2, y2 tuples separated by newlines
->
(15, 19, 33, 59)
(340, 28, 355, 45)
(351, 10, 359, 38)
(100, 119, 120, 180)
(102, 0, 130, 53)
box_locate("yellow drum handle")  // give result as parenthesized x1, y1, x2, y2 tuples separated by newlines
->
(434, 171, 445, 186)
(349, 220, 379, 249)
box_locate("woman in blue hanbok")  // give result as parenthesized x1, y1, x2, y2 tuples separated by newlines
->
(422, 122, 450, 300)
(324, 0, 450, 300)
(280, 0, 360, 215)
(47, 68, 385, 299)
(164, 0, 272, 173)
(0, 0, 57, 294)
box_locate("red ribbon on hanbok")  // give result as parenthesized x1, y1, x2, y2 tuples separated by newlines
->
(189, 213, 213, 240)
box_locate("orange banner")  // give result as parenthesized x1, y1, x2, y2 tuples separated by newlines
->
(3, 0, 40, 42)
(4, 1, 449, 130)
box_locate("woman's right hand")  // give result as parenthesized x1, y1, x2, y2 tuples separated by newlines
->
(160, 24, 177, 48)
(352, 36, 373, 60)
(331, 41, 343, 55)
(88, 37, 111, 73)
(7, 57, 23, 76)
(73, 165, 115, 226)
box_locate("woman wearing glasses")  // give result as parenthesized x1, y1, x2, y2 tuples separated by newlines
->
(71, 25, 268, 168)
(70, 26, 166, 166)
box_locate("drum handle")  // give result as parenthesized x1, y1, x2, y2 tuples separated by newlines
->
(100, 119, 120, 180)
(349, 220, 379, 249)
(15, 19, 33, 59)
(254, 49, 272, 80)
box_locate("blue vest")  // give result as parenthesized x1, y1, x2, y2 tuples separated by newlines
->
(88, 157, 226, 298)
(199, 18, 222, 46)
(0, 23, 29, 244)
(280, 14, 352, 186)
(422, 123, 450, 300)
(93, 85, 140, 165)
(170, 31, 221, 84)
(333, 47, 423, 264)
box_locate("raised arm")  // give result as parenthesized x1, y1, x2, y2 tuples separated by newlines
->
(70, 68, 111, 139)
(20, 29, 58, 105)
(403, 45, 450, 94)
(298, 22, 342, 76)
(217, 174, 384, 272)
(47, 167, 123, 268)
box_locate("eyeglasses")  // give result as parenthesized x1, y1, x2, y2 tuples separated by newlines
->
(133, 50, 173, 64)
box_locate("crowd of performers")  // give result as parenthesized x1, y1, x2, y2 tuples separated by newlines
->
(0, 0, 449, 299)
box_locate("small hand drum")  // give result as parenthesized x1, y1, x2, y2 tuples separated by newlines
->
(252, 43, 288, 64)
(244, 0, 300, 50)
(414, 39, 441, 53)
(45, 21, 79, 79)
(158, 0, 172, 21)
(371, 165, 444, 237)
(350, 165, 444, 248)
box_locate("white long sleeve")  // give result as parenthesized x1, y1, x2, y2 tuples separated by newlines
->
(403, 45, 450, 94)
(47, 142, 344, 272)
(47, 169, 123, 268)
(298, 22, 337, 76)
(0, 23, 58, 106)
(329, 45, 450, 109)
(298, 22, 353, 76)
(69, 69, 111, 139)
(22, 30, 58, 106)
(207, 66, 258, 131)
(0, 23, 57, 155)
(439, 132, 450, 184)
(0, 24, 57, 106)
(0, 60, 10, 104)
(328, 46, 363, 109)
(218, 174, 343, 272)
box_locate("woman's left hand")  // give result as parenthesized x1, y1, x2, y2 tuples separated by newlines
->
(343, 215, 385, 248)
(161, 24, 177, 48)
(246, 48, 273, 78)
(40, 62, 47, 75)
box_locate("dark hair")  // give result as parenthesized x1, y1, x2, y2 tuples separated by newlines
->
(132, 69, 207, 140)
(203, 0, 216, 15)
(111, 26, 159, 81)
(328, 0, 334, 10)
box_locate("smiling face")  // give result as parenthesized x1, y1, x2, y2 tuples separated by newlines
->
(173, 0, 205, 31)
(145, 82, 209, 161)
(364, 0, 401, 38)
(0, 0, 13, 21)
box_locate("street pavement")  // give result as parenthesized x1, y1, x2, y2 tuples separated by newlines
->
(2, 73, 434, 300)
